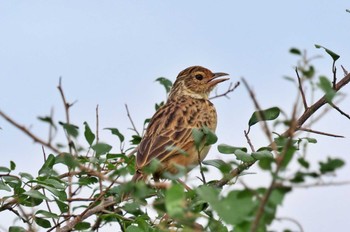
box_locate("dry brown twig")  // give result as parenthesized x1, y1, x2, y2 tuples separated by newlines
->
(210, 81, 240, 100)
(0, 110, 60, 154)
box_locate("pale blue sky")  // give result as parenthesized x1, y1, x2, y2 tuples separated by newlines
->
(1, 1, 350, 231)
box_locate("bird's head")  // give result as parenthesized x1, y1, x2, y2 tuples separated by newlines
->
(169, 66, 229, 100)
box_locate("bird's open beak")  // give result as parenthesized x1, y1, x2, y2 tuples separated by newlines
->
(207, 72, 230, 87)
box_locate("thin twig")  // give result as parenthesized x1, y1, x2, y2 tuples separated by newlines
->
(244, 130, 256, 152)
(298, 127, 344, 138)
(329, 102, 350, 120)
(276, 217, 304, 232)
(197, 150, 206, 184)
(96, 104, 100, 144)
(332, 60, 337, 89)
(282, 71, 350, 137)
(241, 78, 275, 147)
(57, 78, 73, 219)
(295, 68, 308, 111)
(57, 78, 75, 154)
(291, 180, 350, 188)
(0, 110, 60, 153)
(125, 104, 140, 136)
(341, 65, 348, 75)
(209, 81, 240, 100)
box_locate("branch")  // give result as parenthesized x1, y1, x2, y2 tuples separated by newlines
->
(0, 110, 60, 154)
(250, 104, 298, 232)
(298, 127, 344, 138)
(295, 68, 308, 110)
(209, 81, 240, 100)
(290, 180, 350, 189)
(55, 197, 115, 232)
(214, 70, 350, 188)
(329, 102, 350, 120)
(125, 104, 140, 136)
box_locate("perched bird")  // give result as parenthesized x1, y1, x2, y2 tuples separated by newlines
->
(133, 66, 229, 181)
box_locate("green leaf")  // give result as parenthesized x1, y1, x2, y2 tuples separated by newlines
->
(3, 176, 21, 188)
(130, 135, 142, 145)
(203, 126, 218, 145)
(55, 152, 78, 170)
(0, 166, 10, 173)
(0, 181, 11, 192)
(165, 184, 185, 217)
(23, 190, 49, 200)
(35, 210, 59, 219)
(105, 127, 125, 143)
(74, 222, 91, 230)
(83, 122, 95, 145)
(319, 157, 345, 174)
(192, 128, 204, 150)
(59, 122, 79, 138)
(197, 186, 256, 226)
(92, 143, 112, 156)
(318, 76, 336, 102)
(217, 144, 247, 154)
(289, 47, 301, 55)
(297, 157, 310, 169)
(38, 116, 57, 130)
(279, 145, 297, 169)
(155, 77, 173, 94)
(39, 154, 56, 175)
(126, 225, 144, 232)
(248, 107, 280, 127)
(78, 176, 99, 186)
(269, 188, 290, 206)
(302, 65, 315, 79)
(55, 198, 69, 213)
(304, 137, 317, 144)
(234, 150, 255, 163)
(10, 161, 16, 171)
(258, 158, 274, 170)
(315, 44, 340, 61)
(35, 217, 51, 228)
(251, 150, 274, 160)
(9, 227, 26, 232)
(202, 159, 231, 174)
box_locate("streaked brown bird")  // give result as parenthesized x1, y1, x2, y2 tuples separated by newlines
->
(133, 66, 229, 181)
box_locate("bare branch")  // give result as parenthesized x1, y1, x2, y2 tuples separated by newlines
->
(332, 61, 337, 89)
(275, 217, 304, 232)
(55, 197, 115, 232)
(291, 180, 350, 188)
(244, 130, 256, 152)
(209, 81, 240, 100)
(295, 68, 308, 110)
(0, 110, 60, 154)
(341, 65, 348, 76)
(329, 102, 350, 120)
(299, 127, 344, 138)
(125, 104, 140, 136)
(96, 104, 100, 143)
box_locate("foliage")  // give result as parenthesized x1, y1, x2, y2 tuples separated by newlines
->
(0, 47, 349, 232)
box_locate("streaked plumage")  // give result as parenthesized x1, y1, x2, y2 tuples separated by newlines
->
(133, 66, 229, 181)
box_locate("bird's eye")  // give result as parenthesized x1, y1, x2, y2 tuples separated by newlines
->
(195, 74, 203, 80)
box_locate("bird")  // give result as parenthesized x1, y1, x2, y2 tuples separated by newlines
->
(133, 66, 229, 181)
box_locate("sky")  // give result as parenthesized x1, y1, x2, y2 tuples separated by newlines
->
(1, 1, 350, 231)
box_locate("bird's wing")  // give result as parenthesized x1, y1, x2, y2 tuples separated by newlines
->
(136, 99, 199, 169)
